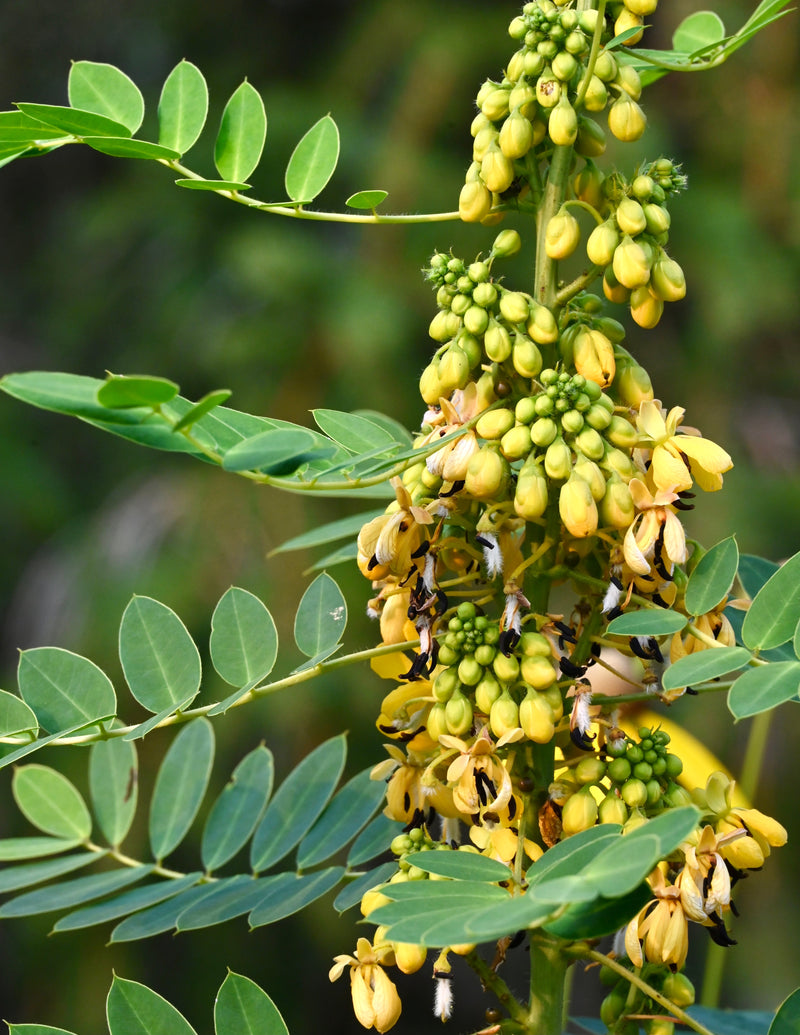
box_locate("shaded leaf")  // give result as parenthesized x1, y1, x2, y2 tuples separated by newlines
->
(110, 883, 218, 942)
(7, 1025, 79, 1034)
(18, 647, 116, 733)
(149, 719, 214, 861)
(406, 851, 511, 883)
(294, 572, 347, 657)
(297, 767, 385, 868)
(175, 178, 252, 191)
(769, 987, 800, 1035)
(0, 837, 81, 862)
(90, 737, 138, 847)
(171, 389, 232, 432)
(347, 813, 402, 867)
(0, 689, 38, 737)
(0, 852, 98, 894)
(210, 587, 278, 686)
(346, 189, 388, 210)
(206, 677, 264, 717)
(269, 508, 384, 556)
(528, 824, 621, 886)
(83, 137, 180, 160)
(214, 81, 266, 183)
(201, 746, 274, 872)
(370, 882, 511, 946)
(221, 427, 321, 474)
(121, 694, 196, 742)
(68, 61, 144, 133)
(728, 661, 800, 720)
(312, 409, 399, 455)
(119, 596, 202, 713)
(606, 610, 688, 637)
(673, 10, 726, 53)
(545, 883, 652, 940)
(249, 866, 344, 927)
(250, 734, 346, 872)
(175, 875, 269, 931)
(16, 103, 130, 138)
(214, 972, 289, 1035)
(13, 766, 92, 841)
(688, 1007, 773, 1035)
(0, 864, 153, 919)
(685, 536, 739, 616)
(742, 550, 800, 650)
(333, 861, 398, 913)
(97, 375, 179, 409)
(158, 60, 208, 155)
(53, 871, 203, 933)
(662, 646, 753, 692)
(305, 542, 358, 573)
(285, 115, 339, 202)
(739, 554, 780, 600)
(106, 976, 198, 1035)
(0, 721, 96, 770)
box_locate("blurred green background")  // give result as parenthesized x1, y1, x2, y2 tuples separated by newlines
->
(0, 1, 798, 1031)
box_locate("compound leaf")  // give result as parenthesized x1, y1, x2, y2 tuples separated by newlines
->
(0, 864, 153, 919)
(53, 871, 202, 933)
(248, 866, 344, 927)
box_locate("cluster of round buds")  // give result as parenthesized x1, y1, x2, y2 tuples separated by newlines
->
(581, 161, 688, 328)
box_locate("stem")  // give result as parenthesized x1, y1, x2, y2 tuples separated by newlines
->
(535, 144, 574, 309)
(463, 950, 528, 1026)
(525, 932, 570, 1035)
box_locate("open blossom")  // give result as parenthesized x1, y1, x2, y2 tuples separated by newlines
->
(330, 937, 402, 1033)
(623, 477, 687, 576)
(635, 398, 733, 494)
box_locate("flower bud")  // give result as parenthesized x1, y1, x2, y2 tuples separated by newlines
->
(601, 445, 637, 480)
(394, 942, 427, 975)
(500, 290, 531, 324)
(573, 162, 604, 208)
(511, 335, 542, 379)
(585, 401, 612, 430)
(602, 266, 630, 304)
(492, 229, 522, 258)
(644, 202, 670, 236)
(545, 436, 573, 480)
(499, 108, 534, 159)
(612, 235, 651, 289)
(481, 145, 515, 195)
(476, 407, 515, 440)
(561, 408, 584, 435)
(615, 64, 643, 101)
(608, 96, 647, 142)
(612, 351, 654, 405)
(545, 209, 581, 260)
(526, 304, 559, 345)
(605, 414, 638, 449)
(459, 180, 493, 223)
(427, 702, 449, 741)
(562, 785, 599, 836)
(578, 75, 608, 112)
(437, 344, 471, 395)
(429, 309, 461, 343)
(483, 320, 512, 363)
(616, 196, 647, 236)
(519, 688, 555, 743)
(600, 473, 635, 528)
(480, 85, 511, 121)
(419, 362, 443, 405)
(514, 459, 549, 520)
(630, 285, 664, 328)
(536, 73, 561, 109)
(548, 94, 578, 145)
(475, 673, 502, 714)
(615, 9, 644, 45)
(573, 327, 616, 387)
(473, 125, 498, 163)
(586, 220, 620, 267)
(575, 115, 607, 157)
(626, 0, 658, 13)
(506, 49, 526, 82)
(465, 446, 511, 499)
(572, 455, 606, 500)
(575, 757, 607, 785)
(574, 425, 605, 460)
(593, 51, 618, 83)
(531, 416, 559, 447)
(490, 688, 520, 738)
(599, 791, 628, 825)
(650, 254, 686, 301)
(523, 50, 547, 78)
(552, 51, 579, 81)
(509, 81, 537, 118)
(559, 472, 598, 537)
(463, 304, 490, 336)
(445, 687, 473, 736)
(661, 973, 695, 1009)
(521, 653, 557, 689)
(500, 423, 535, 461)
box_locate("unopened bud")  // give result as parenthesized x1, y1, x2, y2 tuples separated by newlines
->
(586, 220, 619, 267)
(491, 228, 522, 258)
(545, 209, 581, 260)
(616, 196, 647, 236)
(519, 688, 555, 743)
(499, 108, 534, 159)
(561, 785, 598, 836)
(559, 472, 599, 537)
(459, 180, 493, 223)
(490, 688, 520, 739)
(630, 284, 664, 328)
(548, 94, 578, 146)
(608, 95, 647, 142)
(612, 235, 651, 288)
(650, 254, 686, 301)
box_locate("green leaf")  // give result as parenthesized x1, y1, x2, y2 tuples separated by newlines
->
(285, 115, 339, 202)
(222, 427, 323, 474)
(0, 722, 96, 770)
(370, 882, 512, 946)
(106, 976, 198, 1035)
(210, 587, 278, 686)
(293, 572, 347, 657)
(12, 765, 92, 841)
(0, 116, 70, 141)
(175, 179, 252, 191)
(250, 734, 347, 872)
(0, 864, 153, 919)
(290, 644, 343, 672)
(270, 508, 385, 556)
(305, 542, 358, 573)
(248, 866, 344, 927)
(201, 746, 274, 872)
(119, 596, 202, 713)
(662, 646, 753, 692)
(795, 618, 800, 661)
(606, 609, 688, 637)
(528, 824, 621, 886)
(174, 875, 269, 930)
(769, 987, 800, 1035)
(545, 883, 652, 940)
(214, 972, 289, 1035)
(18, 647, 116, 733)
(297, 767, 385, 868)
(312, 409, 399, 455)
(333, 861, 398, 913)
(354, 409, 414, 447)
(728, 661, 800, 719)
(346, 189, 388, 210)
(740, 555, 784, 597)
(121, 695, 196, 742)
(98, 375, 180, 409)
(172, 389, 232, 432)
(0, 852, 98, 894)
(688, 1007, 773, 1035)
(109, 883, 219, 942)
(347, 813, 403, 867)
(685, 536, 739, 616)
(149, 719, 214, 861)
(90, 737, 138, 847)
(0, 837, 80, 861)
(406, 851, 511, 883)
(214, 81, 267, 183)
(206, 678, 264, 717)
(68, 61, 144, 134)
(16, 103, 131, 138)
(52, 872, 202, 933)
(672, 11, 726, 53)
(8, 1025, 79, 1034)
(158, 60, 208, 155)
(82, 137, 181, 160)
(742, 550, 800, 650)
(0, 689, 38, 737)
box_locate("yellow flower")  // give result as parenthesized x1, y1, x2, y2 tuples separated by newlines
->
(469, 815, 542, 864)
(376, 744, 459, 823)
(439, 727, 513, 818)
(330, 937, 402, 1033)
(717, 807, 788, 869)
(625, 868, 689, 969)
(635, 399, 732, 494)
(623, 478, 687, 576)
(357, 478, 434, 582)
(677, 826, 732, 924)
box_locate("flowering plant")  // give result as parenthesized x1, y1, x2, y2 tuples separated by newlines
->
(0, 2, 797, 1034)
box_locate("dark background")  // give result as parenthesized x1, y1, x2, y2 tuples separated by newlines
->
(0, 1, 797, 1031)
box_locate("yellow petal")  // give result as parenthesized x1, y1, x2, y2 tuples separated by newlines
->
(350, 967, 377, 1029)
(735, 808, 788, 847)
(623, 519, 652, 575)
(673, 434, 733, 477)
(637, 399, 668, 442)
(651, 443, 693, 493)
(663, 511, 688, 565)
(625, 916, 644, 967)
(370, 965, 403, 1032)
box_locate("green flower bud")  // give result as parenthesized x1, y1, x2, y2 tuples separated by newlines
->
(572, 455, 605, 500)
(480, 85, 511, 121)
(474, 643, 496, 667)
(630, 284, 664, 328)
(650, 254, 686, 302)
(586, 219, 620, 267)
(523, 50, 547, 78)
(551, 51, 578, 81)
(548, 94, 578, 145)
(621, 778, 648, 808)
(506, 50, 526, 83)
(615, 64, 643, 101)
(512, 335, 543, 378)
(433, 666, 459, 702)
(450, 292, 472, 317)
(520, 653, 557, 689)
(545, 436, 573, 480)
(490, 687, 520, 738)
(515, 396, 537, 424)
(446, 687, 474, 736)
(437, 344, 471, 394)
(519, 688, 555, 743)
(573, 425, 605, 460)
(600, 473, 635, 528)
(608, 95, 647, 142)
(561, 408, 584, 435)
(585, 402, 612, 432)
(601, 445, 638, 480)
(520, 630, 551, 657)
(599, 791, 629, 825)
(545, 209, 581, 259)
(459, 180, 493, 223)
(576, 756, 607, 785)
(475, 673, 502, 714)
(428, 309, 461, 343)
(593, 50, 618, 83)
(578, 74, 608, 112)
(514, 460, 549, 520)
(661, 973, 696, 1009)
(559, 472, 598, 537)
(508, 16, 527, 40)
(616, 196, 647, 236)
(612, 235, 651, 288)
(492, 228, 522, 258)
(562, 785, 599, 836)
(594, 316, 626, 342)
(644, 202, 671, 236)
(574, 115, 607, 157)
(499, 108, 535, 159)
(607, 756, 632, 783)
(457, 654, 483, 686)
(481, 145, 516, 194)
(536, 73, 561, 109)
(499, 290, 531, 324)
(531, 415, 559, 447)
(457, 330, 482, 368)
(578, 9, 600, 34)
(476, 407, 515, 440)
(492, 651, 520, 683)
(526, 303, 559, 345)
(463, 304, 490, 336)
(600, 991, 626, 1029)
(605, 414, 638, 449)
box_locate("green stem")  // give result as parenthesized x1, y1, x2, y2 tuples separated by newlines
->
(463, 950, 528, 1026)
(525, 932, 571, 1035)
(535, 144, 574, 309)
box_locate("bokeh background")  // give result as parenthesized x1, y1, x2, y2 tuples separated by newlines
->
(0, 1, 798, 1031)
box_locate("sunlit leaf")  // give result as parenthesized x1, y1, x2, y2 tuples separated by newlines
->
(662, 646, 752, 692)
(18, 647, 116, 733)
(149, 719, 214, 861)
(672, 10, 726, 53)
(248, 866, 344, 927)
(742, 550, 800, 650)
(606, 609, 687, 637)
(175, 178, 252, 191)
(158, 60, 208, 155)
(297, 767, 385, 868)
(269, 507, 384, 556)
(82, 137, 181, 160)
(16, 103, 130, 138)
(201, 746, 274, 872)
(119, 596, 202, 713)
(210, 587, 278, 686)
(285, 115, 339, 202)
(214, 81, 267, 183)
(346, 189, 388, 209)
(222, 427, 321, 474)
(97, 375, 179, 409)
(685, 536, 739, 616)
(68, 61, 144, 134)
(0, 864, 153, 919)
(312, 409, 399, 455)
(12, 766, 92, 841)
(406, 851, 511, 883)
(0, 837, 81, 862)
(171, 389, 232, 432)
(7, 1024, 79, 1034)
(250, 734, 346, 872)
(294, 572, 347, 657)
(528, 825, 621, 886)
(107, 976, 198, 1035)
(0, 689, 38, 737)
(90, 737, 138, 847)
(214, 972, 289, 1035)
(53, 871, 202, 933)
(728, 661, 800, 719)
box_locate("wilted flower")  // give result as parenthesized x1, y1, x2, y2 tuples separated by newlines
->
(330, 937, 402, 1032)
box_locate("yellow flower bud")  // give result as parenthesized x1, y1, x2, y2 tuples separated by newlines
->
(475, 407, 515, 440)
(491, 229, 522, 258)
(612, 351, 654, 406)
(520, 654, 558, 690)
(572, 455, 606, 500)
(603, 265, 631, 304)
(626, 0, 658, 13)
(465, 446, 511, 499)
(459, 180, 493, 223)
(573, 162, 604, 208)
(605, 414, 638, 449)
(480, 85, 511, 121)
(499, 290, 531, 324)
(481, 145, 516, 195)
(616, 197, 647, 236)
(393, 942, 427, 975)
(614, 64, 643, 101)
(599, 791, 628, 826)
(600, 473, 635, 528)
(499, 108, 534, 159)
(586, 220, 620, 267)
(559, 472, 599, 537)
(562, 786, 599, 836)
(500, 423, 535, 461)
(575, 115, 607, 157)
(650, 254, 687, 302)
(472, 125, 498, 163)
(545, 209, 581, 260)
(608, 96, 647, 142)
(615, 8, 644, 45)
(548, 95, 578, 146)
(519, 688, 555, 743)
(574, 425, 605, 460)
(536, 74, 561, 109)
(612, 235, 651, 289)
(545, 436, 573, 481)
(445, 688, 473, 736)
(428, 309, 461, 343)
(526, 304, 559, 345)
(419, 362, 443, 405)
(475, 673, 502, 714)
(573, 327, 616, 387)
(509, 81, 537, 119)
(437, 344, 471, 395)
(644, 203, 671, 236)
(490, 687, 520, 739)
(630, 284, 664, 329)
(514, 460, 549, 520)
(512, 335, 543, 378)
(578, 74, 608, 112)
